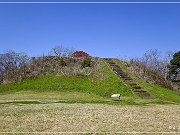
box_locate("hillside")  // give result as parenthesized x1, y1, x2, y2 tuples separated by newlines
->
(112, 58, 180, 104)
(0, 58, 134, 104)
(0, 58, 179, 105)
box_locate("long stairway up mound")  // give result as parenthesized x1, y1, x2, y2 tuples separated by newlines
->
(104, 58, 150, 98)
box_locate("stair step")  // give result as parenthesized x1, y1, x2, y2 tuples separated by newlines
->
(132, 86, 142, 89)
(120, 75, 129, 77)
(116, 73, 126, 75)
(136, 92, 150, 97)
(112, 67, 121, 70)
(126, 80, 134, 83)
(115, 71, 125, 74)
(129, 83, 137, 86)
(131, 85, 139, 88)
(121, 77, 131, 79)
(119, 72, 127, 75)
(133, 89, 146, 92)
(119, 74, 128, 76)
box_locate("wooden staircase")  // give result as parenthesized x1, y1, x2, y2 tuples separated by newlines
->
(104, 58, 150, 98)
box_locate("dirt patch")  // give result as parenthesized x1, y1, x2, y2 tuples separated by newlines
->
(0, 104, 180, 134)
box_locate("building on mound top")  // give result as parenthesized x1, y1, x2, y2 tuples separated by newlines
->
(71, 51, 90, 58)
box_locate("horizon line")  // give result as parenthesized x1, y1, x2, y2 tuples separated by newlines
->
(0, 1, 180, 4)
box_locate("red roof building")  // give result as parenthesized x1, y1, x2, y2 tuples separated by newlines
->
(71, 51, 90, 58)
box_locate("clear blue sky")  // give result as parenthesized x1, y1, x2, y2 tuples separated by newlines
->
(0, 0, 180, 58)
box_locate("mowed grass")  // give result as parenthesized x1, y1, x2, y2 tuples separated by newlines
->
(0, 104, 180, 132)
(0, 59, 134, 104)
(0, 75, 131, 97)
(113, 58, 180, 104)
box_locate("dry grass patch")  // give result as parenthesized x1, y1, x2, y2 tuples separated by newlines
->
(0, 104, 179, 133)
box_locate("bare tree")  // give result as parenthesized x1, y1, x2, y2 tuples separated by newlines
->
(18, 52, 30, 78)
(49, 45, 64, 56)
(18, 52, 29, 67)
(48, 45, 75, 57)
(0, 50, 30, 83)
(0, 57, 4, 83)
(66, 47, 76, 56)
(142, 49, 161, 71)
(156, 51, 174, 79)
(119, 49, 178, 90)
(164, 51, 174, 63)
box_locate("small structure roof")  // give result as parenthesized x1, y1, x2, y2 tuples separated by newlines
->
(71, 51, 90, 58)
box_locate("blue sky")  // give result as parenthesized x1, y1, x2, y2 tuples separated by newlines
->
(0, 0, 180, 58)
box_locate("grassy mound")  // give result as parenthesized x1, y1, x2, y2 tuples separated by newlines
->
(0, 59, 134, 104)
(0, 58, 179, 105)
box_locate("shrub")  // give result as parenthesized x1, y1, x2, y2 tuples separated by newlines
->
(59, 58, 67, 67)
(81, 58, 92, 68)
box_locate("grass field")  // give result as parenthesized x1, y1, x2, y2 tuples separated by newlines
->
(0, 103, 179, 133)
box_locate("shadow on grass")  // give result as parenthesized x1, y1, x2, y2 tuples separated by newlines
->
(0, 100, 130, 105)
(0, 99, 178, 106)
(0, 100, 42, 105)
